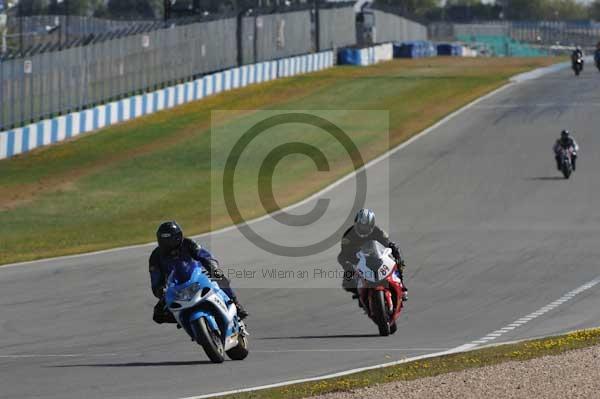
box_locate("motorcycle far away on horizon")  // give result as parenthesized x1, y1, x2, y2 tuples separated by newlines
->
(573, 57, 584, 76)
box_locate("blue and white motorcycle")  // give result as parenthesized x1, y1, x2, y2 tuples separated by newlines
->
(164, 259, 249, 363)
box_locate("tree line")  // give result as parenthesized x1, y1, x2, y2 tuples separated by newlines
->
(376, 0, 600, 22)
(12, 0, 313, 19)
(11, 0, 600, 22)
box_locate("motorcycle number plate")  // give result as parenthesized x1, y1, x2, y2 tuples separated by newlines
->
(379, 265, 390, 277)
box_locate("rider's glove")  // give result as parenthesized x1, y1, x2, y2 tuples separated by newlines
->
(203, 258, 224, 280)
(212, 267, 225, 279)
(206, 265, 224, 280)
(389, 243, 401, 262)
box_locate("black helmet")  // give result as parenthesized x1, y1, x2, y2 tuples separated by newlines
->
(561, 129, 570, 139)
(355, 208, 375, 238)
(156, 221, 183, 252)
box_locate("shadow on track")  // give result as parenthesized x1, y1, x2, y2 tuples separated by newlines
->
(526, 176, 566, 181)
(50, 360, 213, 368)
(260, 334, 380, 340)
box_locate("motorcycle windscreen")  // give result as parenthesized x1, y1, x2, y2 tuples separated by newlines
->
(169, 259, 202, 285)
(359, 240, 387, 271)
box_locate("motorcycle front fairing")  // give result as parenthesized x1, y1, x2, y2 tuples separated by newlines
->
(355, 241, 396, 286)
(354, 241, 404, 320)
(165, 265, 238, 343)
(559, 147, 573, 164)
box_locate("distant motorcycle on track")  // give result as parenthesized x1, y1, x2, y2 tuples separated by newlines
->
(354, 241, 406, 336)
(557, 147, 575, 179)
(165, 259, 249, 363)
(573, 57, 584, 76)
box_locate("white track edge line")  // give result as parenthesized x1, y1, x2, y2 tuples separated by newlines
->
(181, 327, 594, 399)
(468, 275, 600, 346)
(183, 275, 600, 399)
(181, 344, 476, 399)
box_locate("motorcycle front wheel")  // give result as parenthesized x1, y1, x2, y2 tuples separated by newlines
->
(372, 290, 391, 337)
(192, 318, 225, 363)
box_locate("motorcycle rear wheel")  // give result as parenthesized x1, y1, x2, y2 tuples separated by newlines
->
(192, 318, 225, 363)
(373, 291, 391, 337)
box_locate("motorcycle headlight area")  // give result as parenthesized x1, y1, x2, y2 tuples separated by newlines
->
(174, 283, 202, 301)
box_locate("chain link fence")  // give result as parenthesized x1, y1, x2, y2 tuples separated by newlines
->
(0, 4, 426, 131)
(240, 10, 312, 65)
(0, 16, 239, 130)
(430, 21, 600, 49)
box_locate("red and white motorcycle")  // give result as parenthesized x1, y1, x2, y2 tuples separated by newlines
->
(355, 241, 406, 336)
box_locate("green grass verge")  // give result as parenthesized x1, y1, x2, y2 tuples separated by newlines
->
(0, 57, 560, 265)
(217, 328, 600, 399)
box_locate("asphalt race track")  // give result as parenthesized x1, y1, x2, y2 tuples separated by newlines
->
(3, 65, 600, 399)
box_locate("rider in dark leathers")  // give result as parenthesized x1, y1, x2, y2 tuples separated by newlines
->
(572, 47, 584, 65)
(554, 129, 579, 171)
(337, 209, 408, 301)
(149, 221, 248, 324)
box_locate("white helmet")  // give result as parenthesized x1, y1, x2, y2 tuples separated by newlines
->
(355, 208, 375, 238)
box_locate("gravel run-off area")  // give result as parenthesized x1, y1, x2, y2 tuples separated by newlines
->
(309, 345, 600, 399)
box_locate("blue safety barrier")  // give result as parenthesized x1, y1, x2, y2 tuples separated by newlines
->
(0, 52, 335, 160)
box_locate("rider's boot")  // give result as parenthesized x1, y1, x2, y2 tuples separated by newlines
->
(153, 298, 177, 324)
(342, 268, 358, 295)
(349, 290, 364, 309)
(396, 264, 408, 302)
(344, 285, 358, 294)
(233, 298, 249, 320)
(222, 287, 249, 320)
(400, 274, 408, 302)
